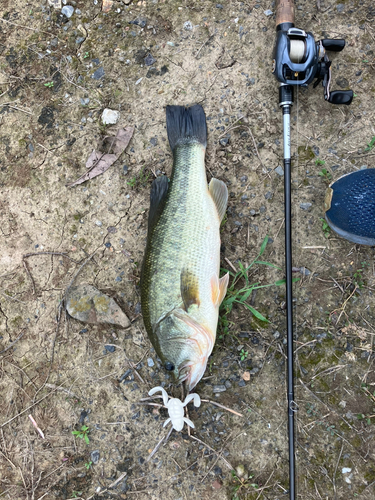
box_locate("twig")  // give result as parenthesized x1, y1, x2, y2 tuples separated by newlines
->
(195, 34, 215, 58)
(189, 435, 233, 469)
(1, 382, 65, 427)
(224, 257, 237, 273)
(108, 471, 127, 489)
(146, 426, 173, 462)
(311, 365, 345, 380)
(23, 251, 79, 264)
(299, 378, 354, 430)
(332, 442, 344, 499)
(23, 259, 36, 294)
(0, 329, 26, 355)
(201, 399, 243, 417)
(28, 414, 45, 439)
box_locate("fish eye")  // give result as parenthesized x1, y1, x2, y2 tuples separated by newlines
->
(164, 361, 175, 371)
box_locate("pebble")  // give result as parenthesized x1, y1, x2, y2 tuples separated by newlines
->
(119, 369, 132, 382)
(219, 136, 230, 146)
(300, 202, 312, 210)
(61, 5, 74, 18)
(264, 9, 273, 16)
(336, 77, 349, 88)
(213, 384, 227, 393)
(105, 345, 115, 353)
(95, 220, 102, 226)
(92, 66, 105, 79)
(91, 450, 100, 464)
(275, 165, 284, 176)
(80, 97, 90, 105)
(337, 3, 344, 13)
(144, 53, 156, 66)
(273, 331, 281, 339)
(101, 108, 120, 125)
(184, 21, 193, 30)
(147, 358, 155, 367)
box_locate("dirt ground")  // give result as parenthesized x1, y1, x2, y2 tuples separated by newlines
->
(0, 0, 375, 499)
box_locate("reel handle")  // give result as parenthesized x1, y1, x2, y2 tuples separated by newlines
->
(276, 0, 295, 28)
(327, 90, 353, 105)
(321, 39, 345, 52)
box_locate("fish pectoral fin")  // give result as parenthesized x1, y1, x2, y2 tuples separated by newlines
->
(211, 272, 229, 308)
(148, 175, 169, 231)
(180, 268, 200, 311)
(209, 178, 228, 222)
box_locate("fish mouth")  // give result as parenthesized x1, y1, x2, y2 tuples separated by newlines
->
(178, 358, 208, 391)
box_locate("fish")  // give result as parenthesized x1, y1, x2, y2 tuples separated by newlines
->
(141, 104, 229, 391)
(324, 169, 375, 246)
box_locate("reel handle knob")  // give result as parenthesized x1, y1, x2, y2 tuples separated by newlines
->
(327, 90, 353, 105)
(321, 39, 346, 52)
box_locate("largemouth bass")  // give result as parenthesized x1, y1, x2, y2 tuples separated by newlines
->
(141, 105, 229, 391)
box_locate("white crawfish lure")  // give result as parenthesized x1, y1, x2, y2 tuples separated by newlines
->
(148, 386, 201, 432)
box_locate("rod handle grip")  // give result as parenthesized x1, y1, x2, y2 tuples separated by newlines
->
(276, 0, 295, 27)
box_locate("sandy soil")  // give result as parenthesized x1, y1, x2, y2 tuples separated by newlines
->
(0, 1, 375, 499)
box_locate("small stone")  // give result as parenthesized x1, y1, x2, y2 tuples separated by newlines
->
(91, 450, 100, 464)
(275, 165, 284, 176)
(238, 380, 246, 387)
(144, 53, 156, 66)
(95, 220, 102, 227)
(265, 191, 273, 200)
(147, 358, 155, 367)
(342, 467, 351, 474)
(80, 97, 90, 105)
(219, 136, 230, 146)
(105, 345, 115, 352)
(300, 202, 312, 211)
(264, 9, 273, 16)
(92, 66, 105, 79)
(242, 371, 250, 381)
(61, 5, 74, 18)
(273, 331, 280, 339)
(336, 77, 349, 88)
(213, 384, 227, 393)
(336, 3, 344, 13)
(216, 4, 223, 8)
(184, 21, 193, 30)
(101, 108, 120, 125)
(299, 267, 311, 276)
(150, 137, 158, 146)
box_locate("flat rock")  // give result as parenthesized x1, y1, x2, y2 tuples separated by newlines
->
(66, 284, 130, 328)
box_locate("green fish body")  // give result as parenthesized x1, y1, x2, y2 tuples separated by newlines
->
(141, 105, 229, 390)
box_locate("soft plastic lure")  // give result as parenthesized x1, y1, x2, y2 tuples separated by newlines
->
(148, 386, 201, 432)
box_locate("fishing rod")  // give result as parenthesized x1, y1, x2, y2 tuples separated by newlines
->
(272, 1, 353, 498)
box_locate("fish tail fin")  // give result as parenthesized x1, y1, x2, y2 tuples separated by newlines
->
(166, 104, 207, 151)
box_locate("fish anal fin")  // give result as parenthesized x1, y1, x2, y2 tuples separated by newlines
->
(211, 272, 229, 308)
(148, 175, 169, 231)
(208, 178, 228, 222)
(180, 269, 200, 311)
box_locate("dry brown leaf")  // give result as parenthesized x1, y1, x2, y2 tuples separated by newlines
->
(67, 127, 133, 187)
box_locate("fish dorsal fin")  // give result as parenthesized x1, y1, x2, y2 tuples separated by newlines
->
(208, 178, 228, 222)
(210, 272, 229, 308)
(180, 268, 200, 311)
(148, 175, 169, 231)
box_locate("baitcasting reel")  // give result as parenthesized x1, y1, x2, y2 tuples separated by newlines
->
(273, 25, 353, 105)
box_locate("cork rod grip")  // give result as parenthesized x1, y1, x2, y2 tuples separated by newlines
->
(276, 0, 295, 27)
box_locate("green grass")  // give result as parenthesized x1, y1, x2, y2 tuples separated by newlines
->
(318, 167, 332, 181)
(72, 425, 90, 444)
(364, 136, 375, 152)
(320, 217, 331, 238)
(219, 236, 299, 338)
